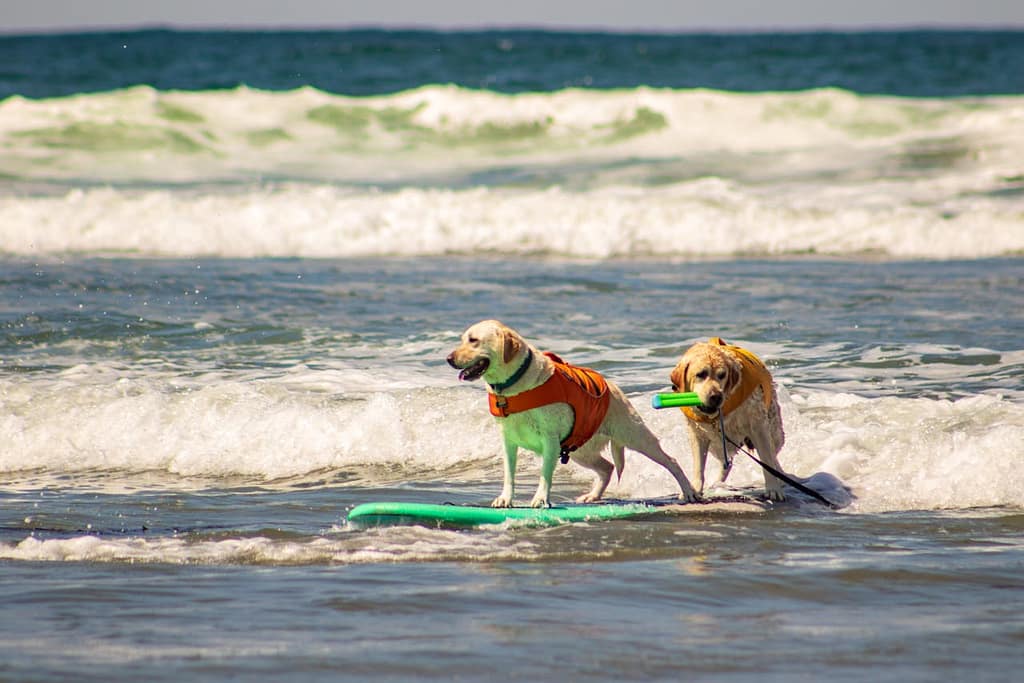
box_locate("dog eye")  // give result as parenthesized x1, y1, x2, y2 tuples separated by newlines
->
(716, 370, 728, 380)
(695, 369, 709, 380)
(468, 336, 479, 344)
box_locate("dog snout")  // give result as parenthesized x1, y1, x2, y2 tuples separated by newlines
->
(446, 351, 459, 368)
(703, 392, 724, 411)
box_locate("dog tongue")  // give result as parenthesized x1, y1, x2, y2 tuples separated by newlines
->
(458, 358, 488, 381)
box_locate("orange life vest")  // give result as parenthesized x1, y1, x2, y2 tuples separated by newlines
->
(488, 352, 610, 459)
(680, 337, 774, 423)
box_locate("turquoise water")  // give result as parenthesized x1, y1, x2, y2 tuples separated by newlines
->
(2, 29, 1021, 98)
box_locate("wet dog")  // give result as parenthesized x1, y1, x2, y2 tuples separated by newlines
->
(670, 337, 786, 500)
(448, 319, 697, 507)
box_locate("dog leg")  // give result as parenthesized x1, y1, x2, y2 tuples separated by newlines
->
(492, 439, 519, 508)
(529, 439, 561, 508)
(687, 429, 711, 497)
(707, 461, 731, 489)
(572, 448, 614, 503)
(624, 430, 697, 503)
(706, 447, 734, 489)
(748, 427, 785, 501)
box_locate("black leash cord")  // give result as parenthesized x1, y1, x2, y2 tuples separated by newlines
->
(717, 413, 838, 509)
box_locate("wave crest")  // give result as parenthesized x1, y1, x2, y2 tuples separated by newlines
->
(2, 85, 1022, 259)
(2, 181, 1022, 259)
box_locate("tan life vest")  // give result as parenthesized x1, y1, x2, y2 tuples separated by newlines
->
(680, 337, 774, 423)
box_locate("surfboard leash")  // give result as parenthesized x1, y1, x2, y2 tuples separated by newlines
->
(717, 413, 839, 509)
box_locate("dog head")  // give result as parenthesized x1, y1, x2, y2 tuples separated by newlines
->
(670, 342, 742, 416)
(446, 319, 524, 382)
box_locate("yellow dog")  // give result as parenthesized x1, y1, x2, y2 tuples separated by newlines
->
(448, 320, 697, 507)
(670, 337, 786, 500)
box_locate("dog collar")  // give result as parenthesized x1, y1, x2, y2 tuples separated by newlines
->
(488, 348, 533, 394)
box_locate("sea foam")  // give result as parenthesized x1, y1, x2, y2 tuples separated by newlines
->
(2, 367, 1022, 514)
(2, 85, 1020, 171)
(2, 85, 1022, 259)
(2, 181, 1022, 259)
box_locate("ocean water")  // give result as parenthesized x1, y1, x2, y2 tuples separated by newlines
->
(1, 29, 1024, 682)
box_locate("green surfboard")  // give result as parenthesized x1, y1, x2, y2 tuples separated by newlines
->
(347, 496, 768, 529)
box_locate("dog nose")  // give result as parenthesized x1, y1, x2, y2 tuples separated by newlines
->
(704, 393, 723, 410)
(446, 352, 458, 368)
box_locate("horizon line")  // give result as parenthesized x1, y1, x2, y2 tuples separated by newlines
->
(3, 21, 1024, 37)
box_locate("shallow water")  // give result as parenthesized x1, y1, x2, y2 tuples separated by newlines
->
(2, 255, 1023, 681)
(4, 485, 1023, 682)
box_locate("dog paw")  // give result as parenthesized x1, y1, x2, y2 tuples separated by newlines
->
(575, 493, 601, 503)
(677, 490, 700, 504)
(766, 488, 786, 502)
(491, 496, 512, 508)
(529, 496, 550, 508)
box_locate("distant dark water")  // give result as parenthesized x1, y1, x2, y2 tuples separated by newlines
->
(1, 29, 1022, 99)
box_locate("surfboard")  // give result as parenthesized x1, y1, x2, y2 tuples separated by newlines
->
(346, 495, 770, 529)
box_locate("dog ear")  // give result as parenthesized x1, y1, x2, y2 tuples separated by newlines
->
(670, 363, 688, 392)
(723, 356, 742, 394)
(502, 330, 522, 364)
